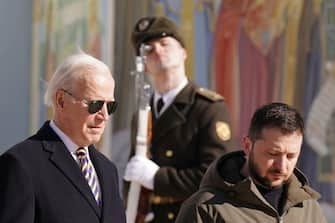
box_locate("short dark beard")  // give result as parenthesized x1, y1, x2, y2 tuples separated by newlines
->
(248, 146, 287, 189)
(249, 149, 273, 189)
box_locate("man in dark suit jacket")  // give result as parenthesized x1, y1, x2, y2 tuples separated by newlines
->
(0, 53, 126, 223)
(123, 17, 233, 223)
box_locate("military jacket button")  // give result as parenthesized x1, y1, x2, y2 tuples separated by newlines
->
(167, 212, 174, 220)
(165, 150, 173, 158)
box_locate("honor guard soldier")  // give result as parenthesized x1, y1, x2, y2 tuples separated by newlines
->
(124, 16, 233, 223)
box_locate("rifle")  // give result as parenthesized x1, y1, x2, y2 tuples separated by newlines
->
(126, 44, 152, 223)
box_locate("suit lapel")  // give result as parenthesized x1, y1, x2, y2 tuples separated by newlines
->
(152, 83, 196, 143)
(89, 147, 120, 223)
(39, 122, 101, 218)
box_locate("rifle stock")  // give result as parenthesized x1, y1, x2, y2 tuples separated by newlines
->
(126, 44, 152, 223)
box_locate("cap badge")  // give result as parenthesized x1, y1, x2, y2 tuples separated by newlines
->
(138, 19, 150, 32)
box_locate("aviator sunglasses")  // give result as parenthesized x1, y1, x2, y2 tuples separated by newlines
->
(61, 89, 117, 115)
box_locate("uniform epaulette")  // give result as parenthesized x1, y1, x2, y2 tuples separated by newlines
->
(196, 87, 224, 101)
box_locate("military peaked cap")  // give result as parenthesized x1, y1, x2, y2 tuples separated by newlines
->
(131, 16, 185, 54)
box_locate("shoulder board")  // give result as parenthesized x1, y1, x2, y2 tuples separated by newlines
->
(196, 87, 224, 101)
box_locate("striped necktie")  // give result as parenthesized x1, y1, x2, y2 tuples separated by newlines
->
(76, 147, 101, 206)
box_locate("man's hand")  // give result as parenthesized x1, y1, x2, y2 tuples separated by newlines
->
(124, 155, 159, 190)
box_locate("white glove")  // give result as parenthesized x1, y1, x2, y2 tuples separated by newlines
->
(124, 155, 159, 190)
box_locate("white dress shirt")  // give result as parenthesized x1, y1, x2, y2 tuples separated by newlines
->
(154, 77, 188, 117)
(49, 120, 101, 196)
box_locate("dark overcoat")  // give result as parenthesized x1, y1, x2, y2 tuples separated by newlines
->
(0, 122, 126, 223)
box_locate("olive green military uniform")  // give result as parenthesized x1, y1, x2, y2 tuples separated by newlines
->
(145, 82, 232, 222)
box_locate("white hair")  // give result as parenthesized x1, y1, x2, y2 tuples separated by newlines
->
(44, 53, 111, 109)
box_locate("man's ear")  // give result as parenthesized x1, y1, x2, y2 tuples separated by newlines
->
(182, 48, 187, 60)
(242, 136, 252, 155)
(55, 90, 64, 109)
